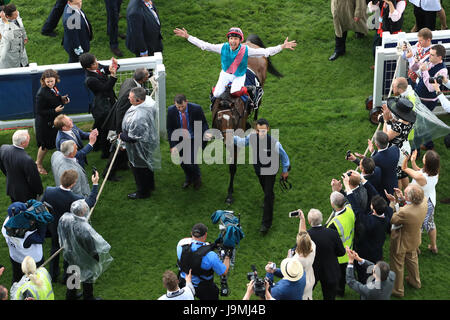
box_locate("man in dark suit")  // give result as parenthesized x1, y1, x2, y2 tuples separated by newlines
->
(0, 130, 43, 203)
(126, 0, 163, 57)
(167, 94, 209, 190)
(369, 131, 399, 200)
(80, 53, 118, 159)
(54, 114, 98, 168)
(62, 0, 93, 63)
(41, 169, 99, 284)
(307, 209, 346, 300)
(347, 154, 383, 197)
(41, 0, 67, 37)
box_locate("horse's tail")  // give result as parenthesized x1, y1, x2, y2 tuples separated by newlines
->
(245, 34, 284, 79)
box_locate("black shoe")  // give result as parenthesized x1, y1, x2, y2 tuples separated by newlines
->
(259, 225, 270, 235)
(66, 291, 83, 300)
(193, 178, 202, 190)
(118, 33, 126, 39)
(128, 192, 150, 200)
(182, 181, 191, 189)
(41, 30, 57, 37)
(329, 51, 345, 61)
(355, 32, 365, 39)
(111, 47, 124, 57)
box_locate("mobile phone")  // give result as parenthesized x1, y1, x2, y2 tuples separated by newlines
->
(288, 210, 300, 218)
(401, 149, 409, 157)
(346, 150, 351, 160)
(92, 166, 97, 175)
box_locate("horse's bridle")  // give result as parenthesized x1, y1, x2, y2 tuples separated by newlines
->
(214, 104, 246, 136)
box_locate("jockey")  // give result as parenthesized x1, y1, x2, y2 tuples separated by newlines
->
(173, 27, 296, 103)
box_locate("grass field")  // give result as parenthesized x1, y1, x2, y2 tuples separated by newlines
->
(0, 0, 449, 301)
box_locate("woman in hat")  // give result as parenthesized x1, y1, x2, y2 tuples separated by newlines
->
(381, 97, 416, 190)
(401, 149, 440, 254)
(173, 26, 296, 99)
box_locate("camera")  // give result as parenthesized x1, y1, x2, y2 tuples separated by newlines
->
(288, 210, 299, 218)
(345, 150, 352, 160)
(378, 114, 384, 123)
(429, 75, 444, 85)
(247, 265, 266, 298)
(92, 166, 97, 176)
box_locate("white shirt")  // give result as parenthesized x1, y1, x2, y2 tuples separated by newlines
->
(409, 0, 441, 11)
(412, 170, 438, 206)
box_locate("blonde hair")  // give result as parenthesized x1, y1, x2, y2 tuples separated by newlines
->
(21, 256, 43, 288)
(296, 231, 313, 257)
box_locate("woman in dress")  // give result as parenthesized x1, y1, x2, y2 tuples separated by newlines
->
(288, 210, 316, 300)
(381, 96, 416, 191)
(401, 149, 440, 254)
(35, 69, 69, 174)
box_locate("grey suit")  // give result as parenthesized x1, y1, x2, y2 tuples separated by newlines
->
(346, 260, 395, 300)
(51, 151, 90, 197)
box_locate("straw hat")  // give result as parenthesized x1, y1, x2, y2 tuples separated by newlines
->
(280, 258, 304, 282)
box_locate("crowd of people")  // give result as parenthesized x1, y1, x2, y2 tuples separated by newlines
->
(0, 0, 449, 302)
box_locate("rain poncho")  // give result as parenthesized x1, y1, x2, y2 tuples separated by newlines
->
(58, 212, 113, 283)
(122, 96, 161, 170)
(401, 85, 450, 149)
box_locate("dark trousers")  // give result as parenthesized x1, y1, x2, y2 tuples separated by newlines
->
(314, 279, 337, 300)
(103, 146, 129, 178)
(179, 277, 219, 300)
(256, 173, 276, 228)
(131, 166, 154, 197)
(10, 256, 44, 286)
(337, 263, 347, 296)
(335, 31, 347, 54)
(179, 142, 201, 183)
(92, 115, 111, 158)
(373, 32, 382, 58)
(66, 282, 95, 300)
(104, 0, 123, 49)
(41, 0, 67, 33)
(67, 50, 80, 63)
(48, 219, 62, 281)
(414, 5, 438, 31)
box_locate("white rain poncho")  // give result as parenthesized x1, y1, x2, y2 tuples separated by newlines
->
(58, 212, 113, 283)
(122, 96, 161, 170)
(402, 86, 450, 149)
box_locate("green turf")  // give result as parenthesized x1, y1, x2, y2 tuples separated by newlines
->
(0, 0, 449, 300)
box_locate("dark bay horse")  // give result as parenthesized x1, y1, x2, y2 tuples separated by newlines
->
(211, 34, 283, 205)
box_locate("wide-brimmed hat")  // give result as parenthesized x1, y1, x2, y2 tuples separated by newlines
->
(280, 258, 304, 282)
(386, 97, 416, 123)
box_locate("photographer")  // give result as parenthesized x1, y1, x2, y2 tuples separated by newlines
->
(242, 278, 274, 300)
(177, 223, 230, 300)
(264, 257, 305, 300)
(431, 75, 450, 112)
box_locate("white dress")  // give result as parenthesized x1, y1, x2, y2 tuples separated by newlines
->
(293, 241, 316, 300)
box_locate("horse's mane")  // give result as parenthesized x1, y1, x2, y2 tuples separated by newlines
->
(245, 34, 284, 79)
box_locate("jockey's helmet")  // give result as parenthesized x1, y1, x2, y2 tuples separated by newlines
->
(226, 27, 244, 42)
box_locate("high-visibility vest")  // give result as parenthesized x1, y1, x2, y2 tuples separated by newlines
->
(13, 267, 54, 300)
(405, 91, 417, 141)
(326, 205, 355, 264)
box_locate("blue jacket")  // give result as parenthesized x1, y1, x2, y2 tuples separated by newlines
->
(62, 4, 92, 56)
(266, 269, 306, 300)
(371, 146, 399, 198)
(55, 124, 93, 168)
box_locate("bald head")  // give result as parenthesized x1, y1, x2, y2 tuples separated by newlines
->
(307, 209, 323, 227)
(393, 77, 408, 95)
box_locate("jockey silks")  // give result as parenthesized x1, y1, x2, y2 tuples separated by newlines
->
(221, 43, 248, 77)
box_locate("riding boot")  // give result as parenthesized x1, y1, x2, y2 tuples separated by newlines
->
(329, 31, 346, 61)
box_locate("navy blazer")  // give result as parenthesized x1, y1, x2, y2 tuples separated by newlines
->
(126, 0, 163, 55)
(62, 4, 93, 55)
(166, 103, 209, 150)
(371, 146, 399, 197)
(364, 166, 383, 197)
(55, 124, 93, 168)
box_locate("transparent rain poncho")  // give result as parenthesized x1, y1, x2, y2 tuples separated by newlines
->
(121, 96, 161, 170)
(58, 212, 113, 283)
(402, 86, 450, 149)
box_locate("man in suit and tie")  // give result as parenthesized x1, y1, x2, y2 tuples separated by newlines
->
(347, 154, 383, 197)
(369, 131, 399, 199)
(126, 0, 163, 57)
(0, 130, 43, 203)
(167, 94, 209, 190)
(51, 140, 92, 198)
(307, 209, 346, 300)
(387, 184, 428, 298)
(62, 0, 93, 63)
(54, 114, 98, 168)
(41, 168, 99, 284)
(80, 53, 119, 159)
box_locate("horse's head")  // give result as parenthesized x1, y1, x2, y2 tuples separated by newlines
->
(212, 90, 246, 139)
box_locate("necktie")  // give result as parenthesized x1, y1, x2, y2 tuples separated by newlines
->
(95, 69, 102, 76)
(181, 111, 188, 130)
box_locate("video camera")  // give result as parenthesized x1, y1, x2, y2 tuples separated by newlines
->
(247, 265, 266, 298)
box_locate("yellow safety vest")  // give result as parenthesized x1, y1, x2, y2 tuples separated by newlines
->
(13, 267, 54, 300)
(326, 205, 355, 264)
(405, 91, 417, 141)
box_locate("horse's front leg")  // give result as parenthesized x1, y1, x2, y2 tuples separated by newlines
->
(225, 162, 237, 205)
